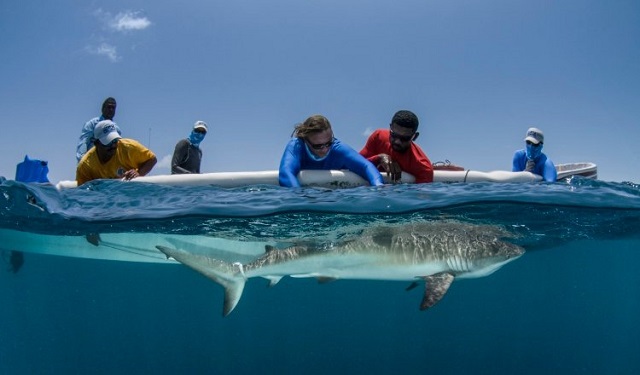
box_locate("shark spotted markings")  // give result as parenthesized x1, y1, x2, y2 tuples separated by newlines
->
(156, 221, 524, 316)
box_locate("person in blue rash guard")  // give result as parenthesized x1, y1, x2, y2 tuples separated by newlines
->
(512, 127, 557, 182)
(279, 114, 384, 188)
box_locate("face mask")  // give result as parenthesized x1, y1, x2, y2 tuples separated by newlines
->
(304, 142, 330, 161)
(188, 131, 205, 147)
(526, 143, 542, 160)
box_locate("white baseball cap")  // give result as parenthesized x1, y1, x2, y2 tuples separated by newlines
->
(94, 120, 121, 145)
(193, 121, 208, 132)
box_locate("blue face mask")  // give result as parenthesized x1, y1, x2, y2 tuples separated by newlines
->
(526, 143, 542, 160)
(304, 142, 330, 162)
(188, 131, 205, 147)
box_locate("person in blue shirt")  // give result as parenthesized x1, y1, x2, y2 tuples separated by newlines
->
(76, 97, 122, 162)
(512, 127, 557, 182)
(279, 114, 384, 188)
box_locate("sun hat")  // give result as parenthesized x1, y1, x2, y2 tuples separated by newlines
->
(94, 120, 121, 145)
(524, 127, 544, 145)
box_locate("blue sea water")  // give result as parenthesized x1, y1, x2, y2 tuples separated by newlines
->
(1, 177, 640, 374)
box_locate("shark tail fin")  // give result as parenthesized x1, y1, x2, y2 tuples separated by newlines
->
(420, 272, 455, 310)
(156, 245, 246, 317)
(222, 271, 245, 317)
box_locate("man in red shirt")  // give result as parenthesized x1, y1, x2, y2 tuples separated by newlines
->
(360, 110, 433, 183)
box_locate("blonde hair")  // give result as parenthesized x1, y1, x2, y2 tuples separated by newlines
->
(292, 115, 332, 138)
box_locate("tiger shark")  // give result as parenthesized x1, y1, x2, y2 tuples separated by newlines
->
(156, 221, 524, 316)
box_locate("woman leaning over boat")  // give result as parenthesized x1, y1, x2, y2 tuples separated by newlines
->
(278, 115, 384, 188)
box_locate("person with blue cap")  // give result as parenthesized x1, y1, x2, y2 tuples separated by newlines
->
(512, 127, 557, 182)
(171, 121, 208, 174)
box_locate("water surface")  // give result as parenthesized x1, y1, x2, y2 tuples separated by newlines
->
(1, 178, 639, 374)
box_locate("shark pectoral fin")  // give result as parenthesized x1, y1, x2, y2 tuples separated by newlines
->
(264, 276, 283, 287)
(420, 272, 455, 311)
(86, 233, 101, 246)
(405, 281, 419, 291)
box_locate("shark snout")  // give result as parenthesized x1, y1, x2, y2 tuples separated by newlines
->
(508, 244, 525, 259)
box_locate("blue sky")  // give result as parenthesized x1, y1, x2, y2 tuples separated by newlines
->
(1, 0, 638, 183)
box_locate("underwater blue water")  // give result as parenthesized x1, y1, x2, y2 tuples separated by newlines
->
(1, 178, 640, 374)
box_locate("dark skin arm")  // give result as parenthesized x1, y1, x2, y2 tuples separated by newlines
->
(376, 153, 403, 183)
(122, 156, 157, 180)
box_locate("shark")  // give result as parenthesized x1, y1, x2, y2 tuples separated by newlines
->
(156, 221, 524, 316)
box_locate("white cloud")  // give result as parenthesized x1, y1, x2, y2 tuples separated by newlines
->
(85, 9, 151, 61)
(109, 11, 151, 32)
(156, 154, 172, 170)
(86, 43, 120, 62)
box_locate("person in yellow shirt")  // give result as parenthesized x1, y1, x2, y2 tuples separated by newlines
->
(76, 120, 157, 186)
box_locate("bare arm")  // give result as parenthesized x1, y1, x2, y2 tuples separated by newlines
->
(122, 156, 157, 181)
(375, 154, 402, 183)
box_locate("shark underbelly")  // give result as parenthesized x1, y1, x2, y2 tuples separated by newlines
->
(244, 252, 449, 281)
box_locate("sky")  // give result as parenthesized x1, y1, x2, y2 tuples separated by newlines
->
(1, 0, 638, 184)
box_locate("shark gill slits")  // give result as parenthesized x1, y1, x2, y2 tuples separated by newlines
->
(447, 256, 470, 272)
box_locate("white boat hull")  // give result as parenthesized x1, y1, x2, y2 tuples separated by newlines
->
(56, 162, 596, 190)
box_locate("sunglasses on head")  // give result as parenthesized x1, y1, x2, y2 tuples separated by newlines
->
(390, 130, 416, 142)
(526, 140, 542, 146)
(307, 137, 334, 150)
(194, 128, 207, 134)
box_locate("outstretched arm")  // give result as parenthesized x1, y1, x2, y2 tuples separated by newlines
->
(343, 145, 384, 186)
(542, 159, 558, 182)
(138, 156, 157, 176)
(122, 156, 157, 181)
(278, 140, 302, 187)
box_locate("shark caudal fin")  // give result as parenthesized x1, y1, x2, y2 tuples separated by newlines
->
(156, 245, 246, 317)
(420, 272, 455, 310)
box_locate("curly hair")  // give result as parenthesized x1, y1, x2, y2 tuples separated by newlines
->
(391, 110, 419, 131)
